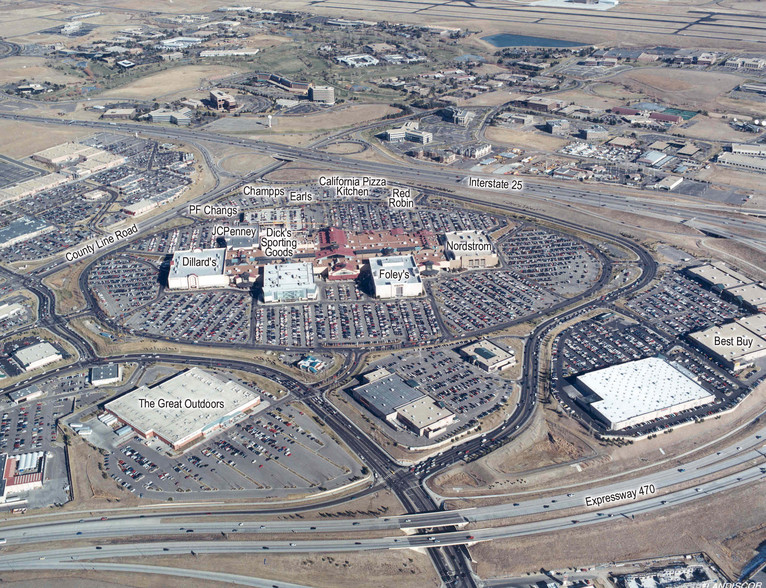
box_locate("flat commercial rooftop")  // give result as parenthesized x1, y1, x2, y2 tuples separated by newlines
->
(263, 262, 315, 290)
(0, 173, 69, 202)
(105, 367, 261, 448)
(459, 339, 515, 369)
(12, 342, 61, 369)
(396, 396, 454, 428)
(90, 363, 120, 383)
(354, 373, 424, 417)
(688, 261, 753, 289)
(738, 313, 766, 337)
(689, 320, 766, 363)
(443, 230, 494, 256)
(169, 248, 226, 279)
(32, 142, 95, 163)
(577, 357, 714, 428)
(726, 283, 766, 310)
(0, 216, 52, 245)
(370, 255, 421, 286)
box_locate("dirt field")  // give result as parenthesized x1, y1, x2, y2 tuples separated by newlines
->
(472, 476, 766, 580)
(458, 90, 514, 108)
(0, 120, 92, 159)
(612, 68, 743, 111)
(431, 408, 596, 495)
(322, 142, 367, 154)
(99, 65, 240, 101)
(0, 56, 84, 85)
(553, 87, 629, 111)
(98, 549, 439, 588)
(218, 152, 275, 174)
(274, 104, 400, 133)
(696, 163, 766, 192)
(241, 33, 293, 48)
(484, 126, 569, 152)
(674, 115, 761, 142)
(0, 6, 68, 38)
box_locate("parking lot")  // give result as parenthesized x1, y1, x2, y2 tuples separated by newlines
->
(626, 271, 746, 337)
(0, 154, 42, 189)
(0, 396, 63, 454)
(554, 317, 672, 379)
(430, 269, 559, 333)
(130, 223, 218, 255)
(87, 254, 160, 317)
(323, 201, 502, 233)
(3, 226, 94, 263)
(498, 226, 603, 296)
(97, 402, 363, 499)
(254, 297, 442, 348)
(124, 291, 251, 343)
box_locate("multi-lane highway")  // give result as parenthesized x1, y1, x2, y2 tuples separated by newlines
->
(2, 112, 765, 258)
(0, 426, 763, 548)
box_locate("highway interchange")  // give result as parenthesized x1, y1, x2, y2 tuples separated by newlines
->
(0, 108, 763, 586)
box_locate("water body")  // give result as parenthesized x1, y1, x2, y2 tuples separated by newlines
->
(482, 33, 586, 48)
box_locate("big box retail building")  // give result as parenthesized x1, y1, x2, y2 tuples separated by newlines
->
(575, 357, 715, 430)
(105, 368, 261, 451)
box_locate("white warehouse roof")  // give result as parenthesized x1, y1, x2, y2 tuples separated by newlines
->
(577, 357, 715, 429)
(105, 367, 260, 449)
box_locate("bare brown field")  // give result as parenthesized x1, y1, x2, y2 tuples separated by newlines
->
(554, 87, 629, 111)
(0, 120, 92, 159)
(241, 33, 293, 48)
(484, 126, 569, 151)
(322, 142, 367, 154)
(274, 104, 400, 133)
(696, 163, 766, 192)
(0, 7, 67, 38)
(99, 65, 240, 101)
(101, 549, 439, 588)
(0, 56, 84, 85)
(613, 68, 742, 110)
(216, 151, 275, 175)
(674, 116, 762, 141)
(457, 90, 515, 107)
